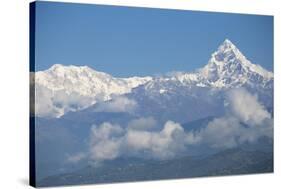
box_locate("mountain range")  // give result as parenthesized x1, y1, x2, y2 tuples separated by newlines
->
(34, 39, 273, 118)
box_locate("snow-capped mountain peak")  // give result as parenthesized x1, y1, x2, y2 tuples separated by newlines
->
(142, 39, 273, 93)
(218, 38, 237, 50)
(199, 39, 273, 87)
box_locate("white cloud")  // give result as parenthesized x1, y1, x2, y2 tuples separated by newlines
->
(89, 122, 124, 161)
(85, 88, 273, 162)
(35, 85, 62, 117)
(88, 119, 187, 161)
(53, 90, 93, 111)
(194, 88, 273, 149)
(35, 85, 94, 118)
(90, 140, 123, 161)
(125, 130, 152, 151)
(35, 86, 137, 118)
(226, 88, 271, 126)
(198, 116, 244, 148)
(94, 96, 137, 113)
(126, 121, 186, 159)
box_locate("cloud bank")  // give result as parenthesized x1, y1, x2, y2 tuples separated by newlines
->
(35, 83, 137, 118)
(69, 88, 273, 162)
(88, 120, 186, 161)
(35, 85, 94, 118)
(191, 88, 273, 148)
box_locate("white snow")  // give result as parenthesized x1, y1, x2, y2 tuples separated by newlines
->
(34, 64, 152, 118)
(198, 39, 273, 88)
(167, 39, 273, 89)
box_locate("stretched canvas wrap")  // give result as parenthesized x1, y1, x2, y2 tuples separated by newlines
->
(29, 1, 274, 187)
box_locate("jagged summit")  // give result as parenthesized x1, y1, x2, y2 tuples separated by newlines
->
(213, 39, 247, 65)
(198, 39, 273, 87)
(219, 39, 236, 49)
(222, 38, 236, 46)
(215, 39, 248, 65)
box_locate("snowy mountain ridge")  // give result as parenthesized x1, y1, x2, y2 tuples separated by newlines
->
(160, 39, 272, 89)
(36, 64, 152, 97)
(34, 39, 273, 118)
(34, 64, 152, 117)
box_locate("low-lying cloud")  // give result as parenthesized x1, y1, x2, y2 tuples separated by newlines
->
(88, 120, 186, 161)
(89, 122, 124, 161)
(94, 96, 137, 113)
(227, 88, 271, 126)
(191, 88, 273, 149)
(35, 85, 94, 118)
(35, 83, 138, 118)
(69, 88, 273, 162)
(126, 121, 186, 159)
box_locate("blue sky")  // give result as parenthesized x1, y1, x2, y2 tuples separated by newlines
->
(34, 1, 273, 77)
